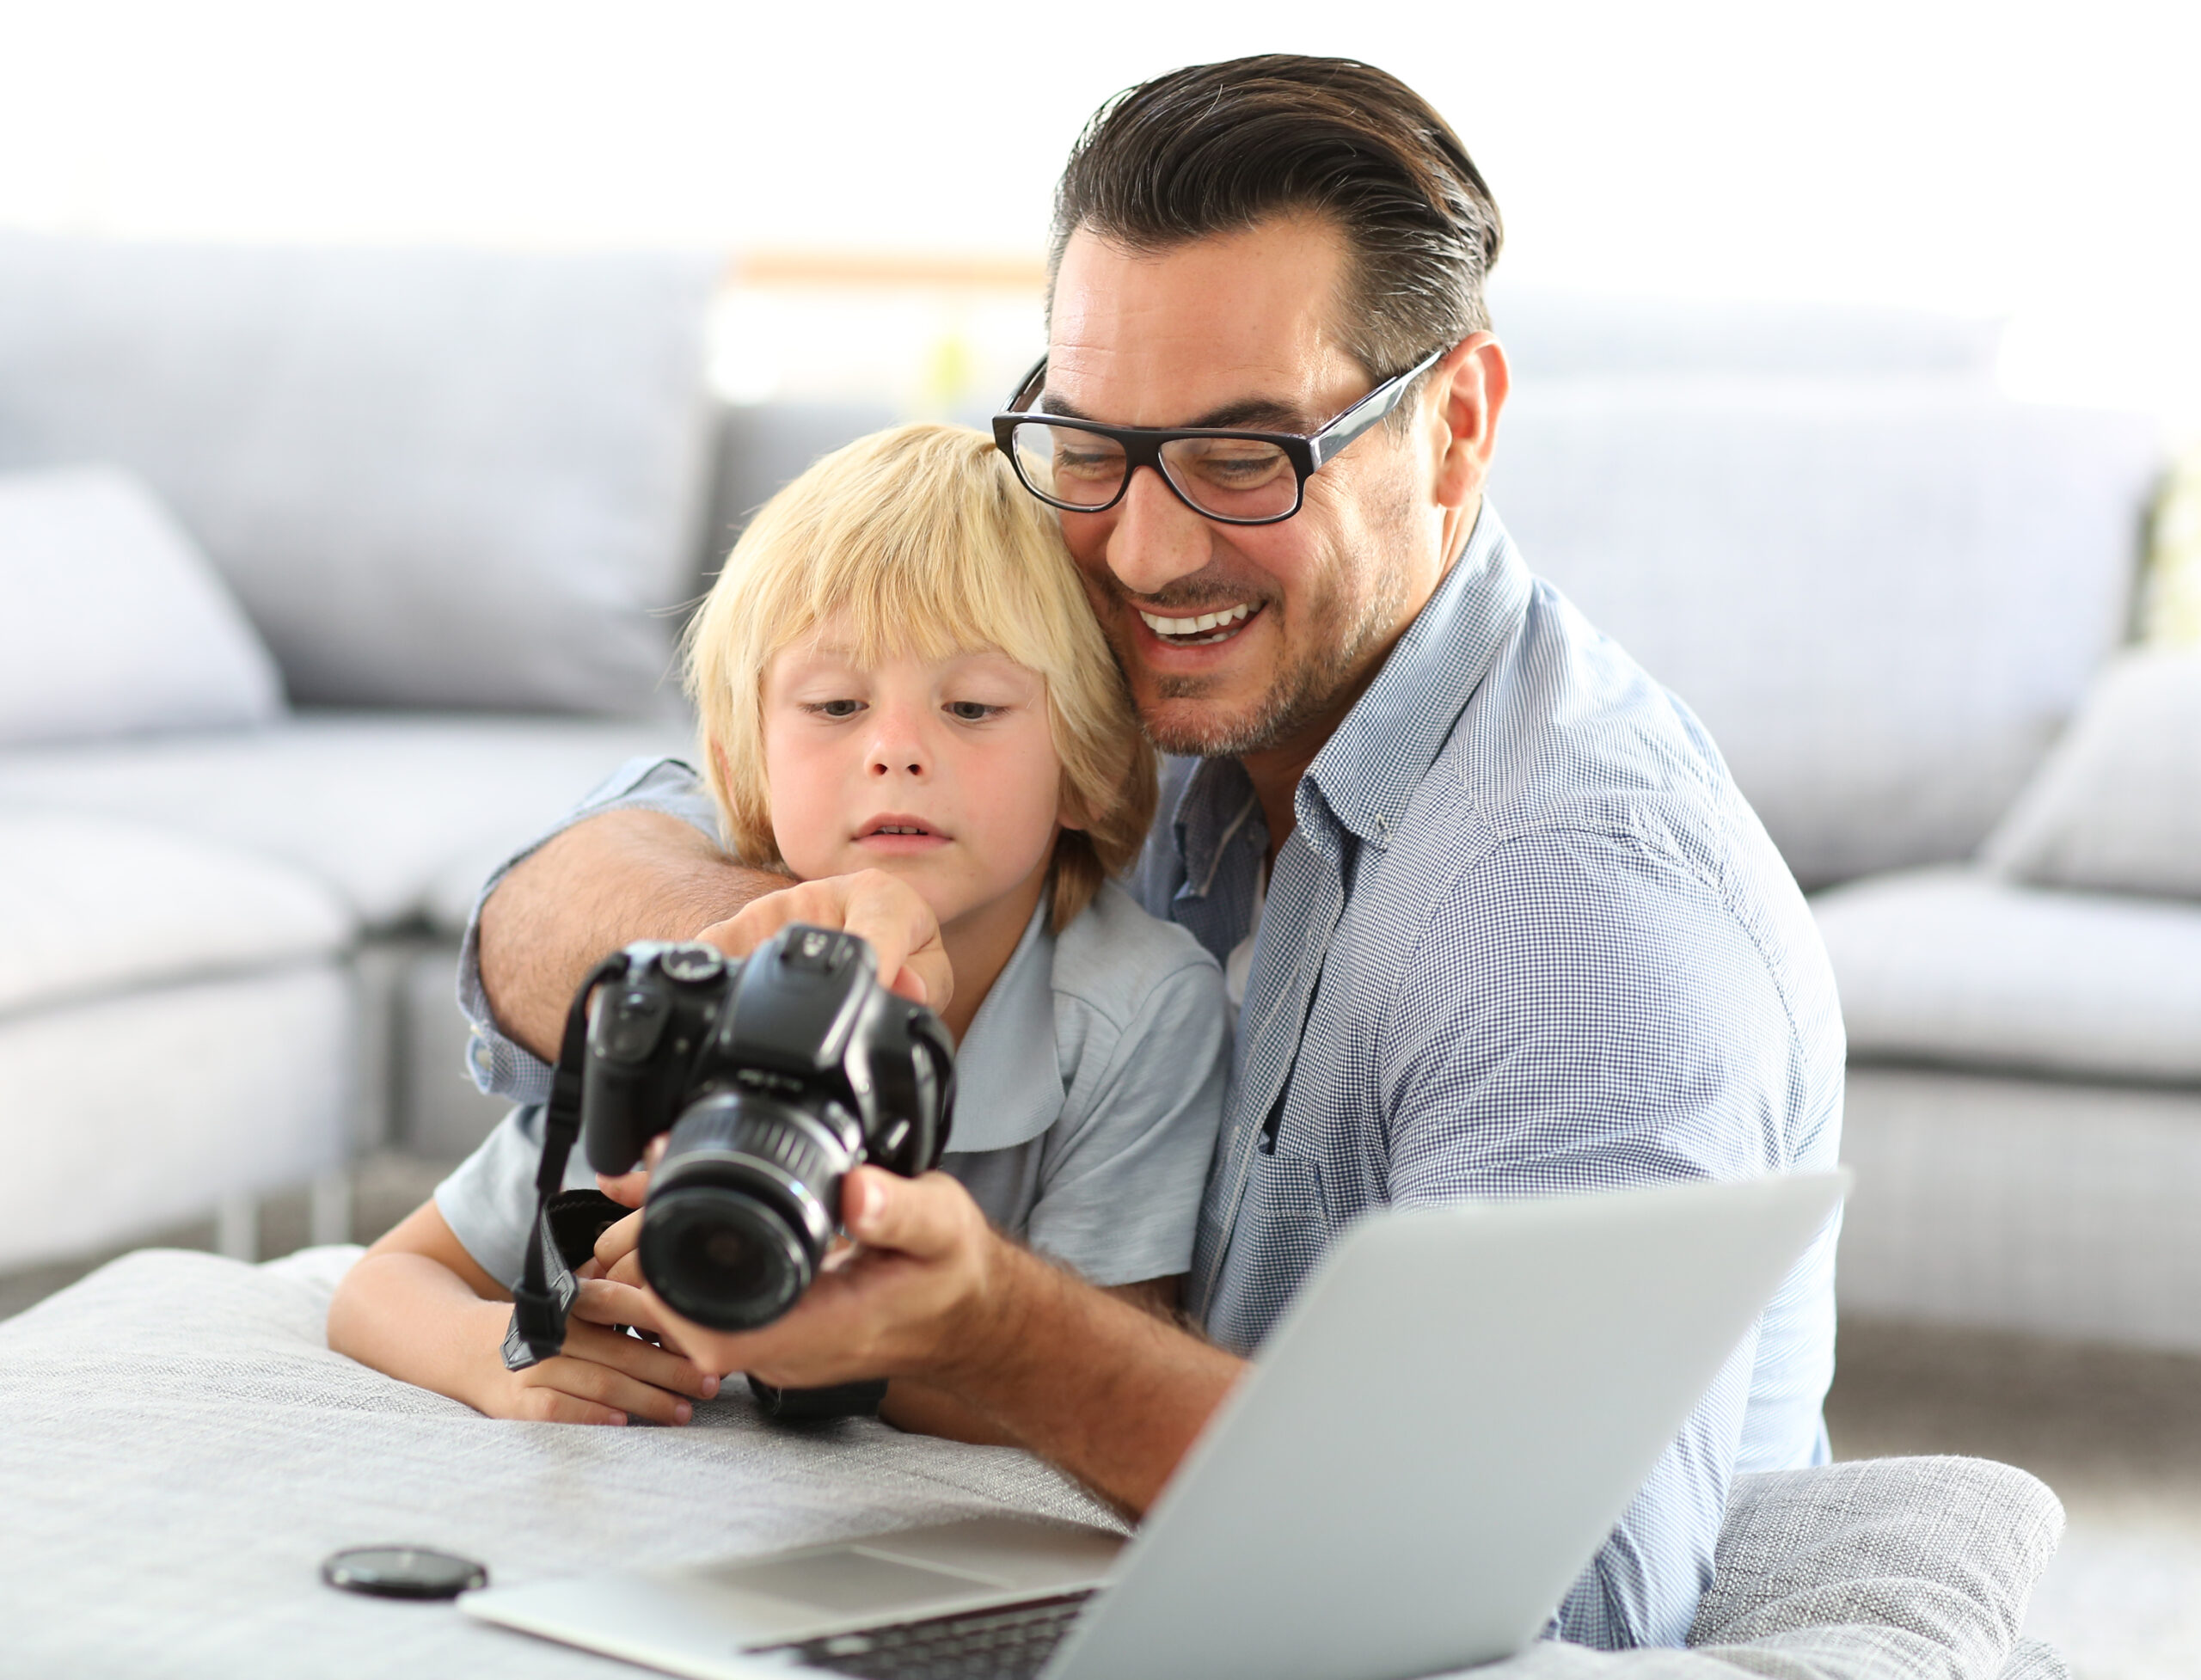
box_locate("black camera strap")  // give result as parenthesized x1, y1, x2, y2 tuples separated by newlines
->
(502, 953, 628, 1371)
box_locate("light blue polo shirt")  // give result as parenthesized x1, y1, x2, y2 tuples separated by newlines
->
(441, 789, 1229, 1292)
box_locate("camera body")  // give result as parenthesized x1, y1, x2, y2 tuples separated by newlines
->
(579, 924, 955, 1332)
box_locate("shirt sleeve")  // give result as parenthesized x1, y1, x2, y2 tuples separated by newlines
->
(1027, 955, 1231, 1288)
(1383, 823, 1806, 1650)
(455, 756, 721, 1103)
(432, 1104, 605, 1291)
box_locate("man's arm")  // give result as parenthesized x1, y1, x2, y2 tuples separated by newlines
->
(481, 809, 777, 1063)
(478, 808, 955, 1064)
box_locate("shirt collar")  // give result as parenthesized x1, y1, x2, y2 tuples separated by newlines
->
(944, 895, 1064, 1152)
(1300, 500, 1531, 849)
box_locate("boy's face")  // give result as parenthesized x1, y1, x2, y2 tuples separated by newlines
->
(759, 628, 1066, 934)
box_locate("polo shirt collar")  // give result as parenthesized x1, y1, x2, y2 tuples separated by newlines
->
(944, 895, 1064, 1152)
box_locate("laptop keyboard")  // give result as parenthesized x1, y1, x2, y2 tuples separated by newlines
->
(771, 1591, 1095, 1680)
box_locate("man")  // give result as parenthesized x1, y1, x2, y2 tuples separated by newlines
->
(466, 56, 1842, 1648)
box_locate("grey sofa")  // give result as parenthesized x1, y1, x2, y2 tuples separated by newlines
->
(1, 234, 2188, 1369)
(0, 236, 714, 1266)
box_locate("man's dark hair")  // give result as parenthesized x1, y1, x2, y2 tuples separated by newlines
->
(1050, 55, 1504, 388)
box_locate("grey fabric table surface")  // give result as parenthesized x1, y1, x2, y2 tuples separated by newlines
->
(0, 1247, 2064, 1680)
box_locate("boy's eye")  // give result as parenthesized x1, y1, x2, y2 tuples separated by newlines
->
(945, 701, 998, 722)
(810, 699, 864, 719)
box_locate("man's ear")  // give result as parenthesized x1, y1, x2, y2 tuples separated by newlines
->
(1427, 332, 1509, 512)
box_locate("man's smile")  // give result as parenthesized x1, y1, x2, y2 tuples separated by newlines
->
(1137, 603, 1260, 647)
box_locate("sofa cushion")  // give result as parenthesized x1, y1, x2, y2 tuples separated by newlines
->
(0, 971, 352, 1268)
(0, 465, 284, 746)
(1813, 868, 2201, 1084)
(1492, 383, 2161, 886)
(0, 812, 351, 1017)
(0, 235, 719, 714)
(0, 714, 691, 932)
(1982, 648, 2201, 900)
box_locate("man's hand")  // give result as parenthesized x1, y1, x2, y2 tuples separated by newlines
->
(696, 870, 952, 1014)
(589, 1168, 998, 1388)
(590, 1166, 1248, 1515)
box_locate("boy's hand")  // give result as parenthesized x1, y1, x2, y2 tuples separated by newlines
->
(695, 869, 952, 1011)
(465, 1277, 720, 1426)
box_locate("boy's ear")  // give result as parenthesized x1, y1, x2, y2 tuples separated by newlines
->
(1056, 774, 1090, 833)
(712, 739, 734, 794)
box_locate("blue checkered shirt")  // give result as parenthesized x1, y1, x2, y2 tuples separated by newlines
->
(1127, 504, 1843, 1651)
(455, 503, 1842, 1653)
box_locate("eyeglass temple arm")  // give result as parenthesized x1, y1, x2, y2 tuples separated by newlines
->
(1004, 355, 1048, 414)
(1308, 345, 1450, 471)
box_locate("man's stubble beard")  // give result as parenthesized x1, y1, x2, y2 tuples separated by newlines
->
(1126, 501, 1417, 757)
(1138, 524, 1413, 762)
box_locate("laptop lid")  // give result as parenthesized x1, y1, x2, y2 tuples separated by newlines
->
(1042, 1170, 1847, 1680)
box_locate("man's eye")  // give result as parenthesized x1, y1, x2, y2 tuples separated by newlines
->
(945, 701, 997, 722)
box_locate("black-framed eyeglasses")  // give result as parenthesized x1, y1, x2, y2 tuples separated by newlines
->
(990, 343, 1448, 526)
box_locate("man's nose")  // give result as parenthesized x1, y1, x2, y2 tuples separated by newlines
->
(1105, 464, 1213, 598)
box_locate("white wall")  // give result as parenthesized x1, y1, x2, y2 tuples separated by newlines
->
(3, 0, 2197, 423)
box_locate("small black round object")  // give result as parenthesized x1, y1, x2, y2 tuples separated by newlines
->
(321, 1545, 487, 1600)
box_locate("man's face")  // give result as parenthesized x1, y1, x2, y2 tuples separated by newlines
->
(1044, 215, 1444, 760)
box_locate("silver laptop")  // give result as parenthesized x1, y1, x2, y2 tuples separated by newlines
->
(463, 1170, 1847, 1680)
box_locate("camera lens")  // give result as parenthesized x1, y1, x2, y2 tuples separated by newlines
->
(641, 1188, 811, 1330)
(640, 1090, 852, 1332)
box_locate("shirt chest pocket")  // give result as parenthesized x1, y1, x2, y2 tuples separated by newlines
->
(1243, 1146, 1333, 1280)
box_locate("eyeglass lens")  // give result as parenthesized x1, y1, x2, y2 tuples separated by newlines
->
(1007, 422, 1298, 521)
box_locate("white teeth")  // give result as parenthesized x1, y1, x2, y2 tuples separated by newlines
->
(875, 825, 926, 836)
(1138, 603, 1253, 640)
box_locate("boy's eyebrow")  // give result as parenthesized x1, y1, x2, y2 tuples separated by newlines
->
(1038, 389, 1314, 433)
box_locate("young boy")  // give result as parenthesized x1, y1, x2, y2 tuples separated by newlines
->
(328, 425, 1229, 1438)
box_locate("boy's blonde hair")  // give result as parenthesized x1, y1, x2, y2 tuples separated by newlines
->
(683, 423, 1156, 932)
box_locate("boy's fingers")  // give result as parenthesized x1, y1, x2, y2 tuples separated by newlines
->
(593, 1208, 644, 1272)
(512, 1385, 628, 1427)
(597, 1171, 649, 1210)
(565, 1303, 720, 1399)
(533, 1354, 695, 1426)
(698, 874, 952, 1013)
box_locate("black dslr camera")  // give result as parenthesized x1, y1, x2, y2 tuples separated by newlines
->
(502, 925, 954, 1373)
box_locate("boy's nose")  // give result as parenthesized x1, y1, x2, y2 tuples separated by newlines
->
(865, 711, 929, 778)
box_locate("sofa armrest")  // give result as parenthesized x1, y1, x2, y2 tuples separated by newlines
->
(1688, 1456, 2064, 1680)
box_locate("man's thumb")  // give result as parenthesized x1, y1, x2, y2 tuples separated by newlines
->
(842, 1166, 950, 1256)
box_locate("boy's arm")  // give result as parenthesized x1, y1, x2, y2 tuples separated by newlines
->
(327, 1200, 720, 1426)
